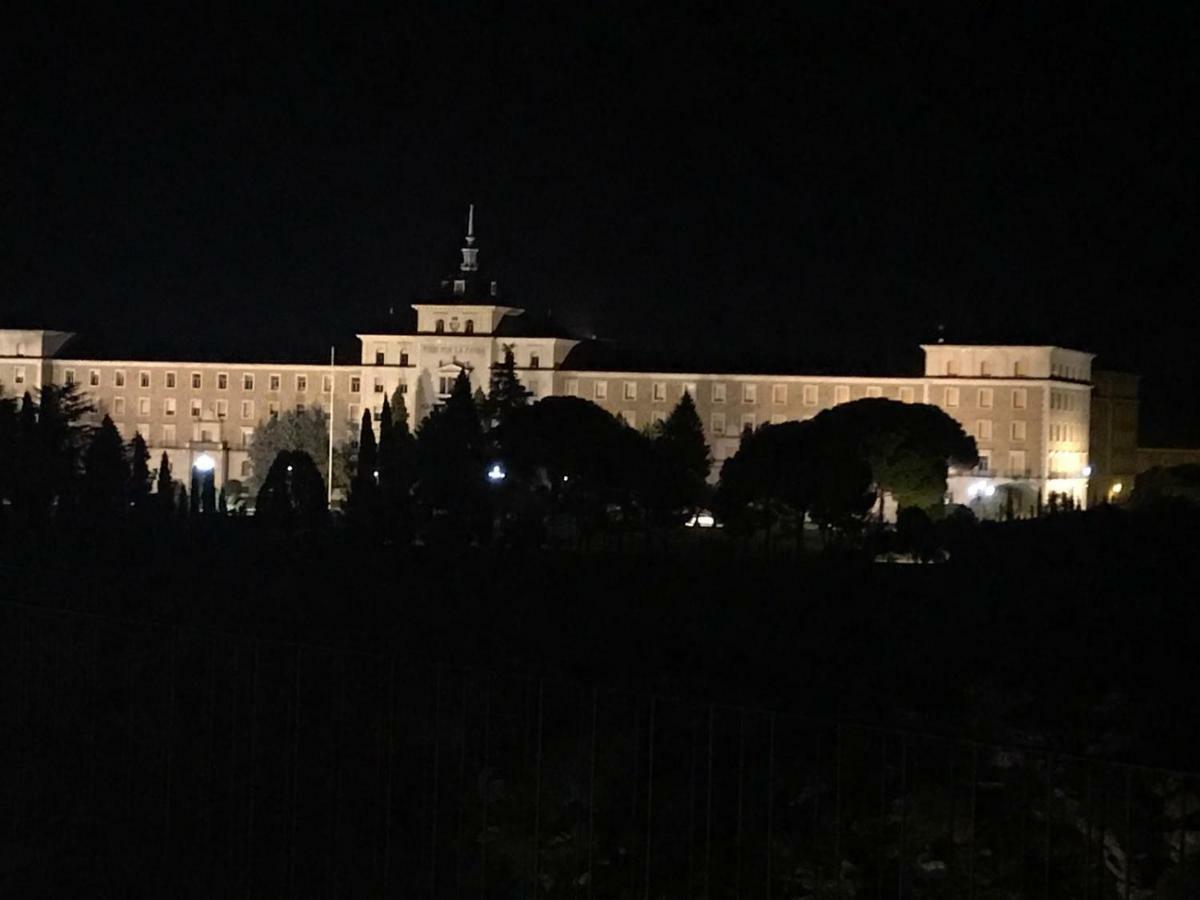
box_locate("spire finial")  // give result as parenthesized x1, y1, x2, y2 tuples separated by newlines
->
(460, 204, 479, 272)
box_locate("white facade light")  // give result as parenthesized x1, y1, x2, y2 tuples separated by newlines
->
(984, 484, 996, 497)
(1082, 464, 1093, 477)
(1111, 482, 1123, 495)
(193, 453, 216, 473)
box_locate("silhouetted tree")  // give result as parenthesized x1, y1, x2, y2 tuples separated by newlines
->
(155, 451, 174, 517)
(648, 390, 711, 521)
(416, 370, 487, 532)
(255, 450, 328, 530)
(80, 416, 128, 519)
(481, 347, 531, 429)
(378, 390, 416, 534)
(246, 407, 343, 495)
(349, 409, 379, 526)
(127, 432, 151, 511)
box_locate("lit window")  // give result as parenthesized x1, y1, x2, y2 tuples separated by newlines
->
(944, 387, 960, 408)
(709, 383, 724, 403)
(89, 369, 100, 386)
(453, 280, 465, 295)
(140, 371, 151, 388)
(350, 376, 361, 393)
(866, 386, 882, 398)
(623, 382, 637, 401)
(978, 388, 993, 409)
(711, 412, 726, 435)
(899, 386, 914, 403)
(217, 372, 228, 390)
(165, 371, 176, 389)
(296, 374, 308, 393)
(269, 374, 281, 392)
(191, 372, 202, 389)
(594, 381, 608, 400)
(241, 400, 254, 419)
(771, 384, 787, 405)
(1011, 420, 1027, 441)
(742, 384, 757, 403)
(242, 373, 255, 391)
(834, 385, 850, 405)
(1011, 389, 1027, 410)
(803, 385, 818, 406)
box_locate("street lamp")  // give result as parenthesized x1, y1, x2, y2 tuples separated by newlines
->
(193, 453, 215, 473)
(487, 463, 506, 483)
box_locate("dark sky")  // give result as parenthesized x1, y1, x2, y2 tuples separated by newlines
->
(5, 5, 1198, 443)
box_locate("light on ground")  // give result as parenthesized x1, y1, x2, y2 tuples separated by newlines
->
(487, 463, 506, 482)
(193, 453, 215, 473)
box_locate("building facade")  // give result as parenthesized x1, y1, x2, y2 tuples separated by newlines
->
(2, 218, 1101, 515)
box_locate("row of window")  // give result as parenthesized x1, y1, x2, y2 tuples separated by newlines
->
(53, 368, 332, 393)
(943, 359, 1029, 377)
(973, 419, 1028, 442)
(943, 387, 1028, 410)
(1050, 389, 1082, 411)
(108, 397, 325, 420)
(1050, 423, 1081, 443)
(566, 380, 916, 405)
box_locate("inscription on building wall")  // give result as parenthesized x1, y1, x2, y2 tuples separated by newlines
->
(420, 344, 487, 356)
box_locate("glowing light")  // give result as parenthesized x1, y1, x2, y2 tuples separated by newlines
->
(685, 511, 717, 528)
(487, 463, 506, 482)
(286, 464, 294, 473)
(984, 484, 996, 497)
(1082, 465, 1093, 477)
(193, 453, 215, 473)
(1111, 482, 1123, 495)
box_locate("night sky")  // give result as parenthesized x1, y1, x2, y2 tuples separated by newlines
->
(6, 5, 1198, 443)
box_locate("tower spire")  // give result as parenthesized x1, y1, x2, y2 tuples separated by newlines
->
(460, 204, 478, 271)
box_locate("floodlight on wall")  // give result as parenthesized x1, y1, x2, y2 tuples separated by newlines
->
(1082, 464, 1093, 477)
(193, 453, 216, 473)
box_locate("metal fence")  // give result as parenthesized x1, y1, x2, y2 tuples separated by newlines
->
(1, 600, 1196, 898)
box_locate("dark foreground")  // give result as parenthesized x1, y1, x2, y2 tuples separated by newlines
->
(2, 506, 1199, 896)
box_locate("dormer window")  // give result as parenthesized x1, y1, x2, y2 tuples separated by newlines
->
(530, 353, 541, 369)
(453, 280, 466, 295)
(464, 320, 474, 334)
(435, 319, 445, 334)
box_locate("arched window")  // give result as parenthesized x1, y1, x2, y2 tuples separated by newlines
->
(240, 459, 252, 477)
(464, 320, 474, 334)
(435, 319, 445, 334)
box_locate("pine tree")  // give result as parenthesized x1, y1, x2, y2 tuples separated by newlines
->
(482, 347, 531, 429)
(81, 415, 129, 519)
(127, 432, 152, 510)
(653, 390, 712, 518)
(416, 370, 485, 524)
(390, 387, 410, 436)
(378, 391, 415, 528)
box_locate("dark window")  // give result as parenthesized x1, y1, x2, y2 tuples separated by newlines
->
(400, 352, 409, 366)
(375, 350, 385, 365)
(530, 354, 540, 369)
(464, 320, 475, 334)
(435, 319, 445, 334)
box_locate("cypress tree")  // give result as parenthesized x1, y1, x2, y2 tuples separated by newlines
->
(482, 347, 530, 429)
(127, 432, 151, 510)
(350, 409, 379, 525)
(156, 452, 173, 517)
